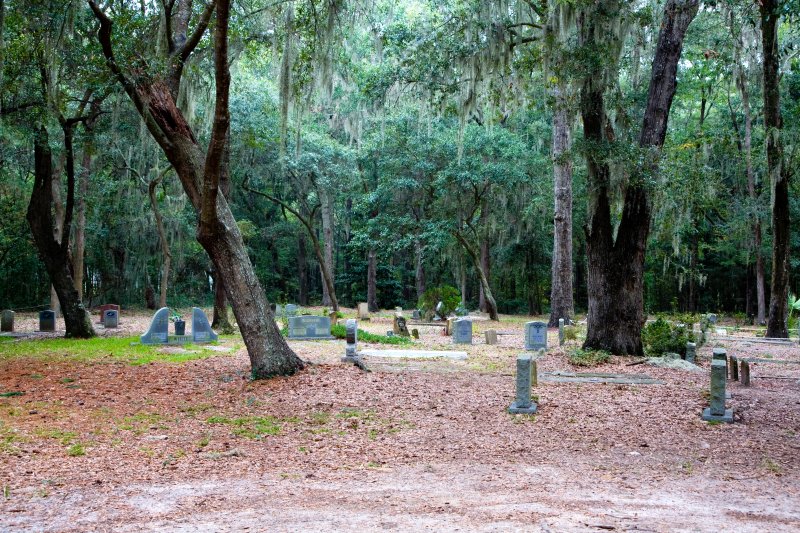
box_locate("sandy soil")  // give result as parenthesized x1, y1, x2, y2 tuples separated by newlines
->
(1, 308, 799, 532)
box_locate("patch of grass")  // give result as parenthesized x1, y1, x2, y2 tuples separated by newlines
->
(568, 348, 611, 367)
(66, 443, 85, 457)
(205, 415, 282, 439)
(330, 324, 412, 345)
(35, 428, 77, 445)
(118, 412, 167, 434)
(0, 336, 237, 366)
(0, 391, 24, 397)
(197, 434, 210, 448)
(0, 422, 23, 455)
(511, 414, 537, 424)
(762, 457, 782, 474)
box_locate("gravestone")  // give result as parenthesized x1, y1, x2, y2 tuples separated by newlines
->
(342, 319, 358, 362)
(508, 354, 538, 414)
(395, 306, 403, 313)
(412, 309, 421, 320)
(102, 309, 119, 328)
(411, 328, 419, 339)
(192, 307, 218, 342)
(740, 360, 751, 386)
(434, 301, 444, 320)
(285, 304, 299, 318)
(275, 305, 283, 319)
(485, 329, 498, 345)
(97, 304, 120, 323)
(288, 316, 333, 340)
(685, 342, 696, 364)
(712, 348, 728, 378)
(453, 319, 472, 344)
(393, 314, 410, 337)
(730, 355, 739, 381)
(386, 331, 394, 337)
(39, 310, 56, 332)
(445, 317, 455, 336)
(357, 303, 370, 320)
(1, 310, 14, 332)
(708, 313, 717, 325)
(140, 307, 170, 344)
(558, 318, 565, 346)
(524, 321, 547, 351)
(701, 359, 733, 422)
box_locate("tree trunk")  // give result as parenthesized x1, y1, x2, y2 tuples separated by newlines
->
(454, 231, 498, 320)
(90, 0, 303, 376)
(50, 155, 65, 316)
(319, 189, 335, 307)
(582, 0, 698, 355)
(212, 129, 233, 333)
(72, 137, 91, 302)
(761, 0, 790, 338)
(27, 127, 95, 338)
(548, 84, 574, 327)
(298, 233, 308, 305)
(367, 248, 378, 312)
(148, 169, 172, 309)
(415, 239, 425, 300)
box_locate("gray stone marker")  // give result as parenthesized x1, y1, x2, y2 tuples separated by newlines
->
(141, 307, 170, 344)
(730, 355, 739, 381)
(39, 310, 56, 332)
(1, 310, 14, 332)
(509, 354, 538, 414)
(395, 306, 403, 313)
(288, 315, 333, 340)
(103, 309, 119, 328)
(275, 304, 283, 319)
(740, 360, 751, 386)
(708, 313, 717, 325)
(97, 304, 120, 324)
(357, 303, 370, 320)
(702, 359, 733, 422)
(558, 318, 565, 346)
(712, 348, 728, 378)
(192, 307, 218, 342)
(285, 304, 299, 318)
(685, 342, 696, 363)
(412, 309, 421, 320)
(342, 318, 358, 362)
(524, 321, 547, 351)
(453, 319, 473, 344)
(485, 329, 498, 345)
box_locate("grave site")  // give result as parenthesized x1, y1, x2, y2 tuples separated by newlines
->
(2, 0, 800, 530)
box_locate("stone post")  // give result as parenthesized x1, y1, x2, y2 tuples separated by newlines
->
(558, 318, 565, 346)
(730, 355, 739, 381)
(485, 329, 498, 345)
(342, 319, 359, 362)
(685, 342, 696, 364)
(712, 348, 728, 378)
(740, 360, 751, 386)
(701, 359, 733, 422)
(508, 354, 538, 414)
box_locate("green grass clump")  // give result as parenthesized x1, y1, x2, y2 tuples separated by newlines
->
(205, 415, 281, 439)
(568, 348, 611, 367)
(330, 324, 412, 344)
(0, 336, 235, 366)
(67, 443, 85, 457)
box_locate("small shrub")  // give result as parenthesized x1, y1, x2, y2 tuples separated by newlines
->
(418, 285, 461, 319)
(330, 324, 411, 345)
(568, 348, 611, 367)
(562, 325, 578, 342)
(642, 318, 693, 356)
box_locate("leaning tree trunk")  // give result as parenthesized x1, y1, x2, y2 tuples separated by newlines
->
(761, 0, 790, 338)
(72, 137, 91, 301)
(454, 231, 499, 320)
(212, 130, 234, 333)
(27, 127, 95, 338)
(582, 0, 699, 355)
(148, 168, 172, 309)
(367, 248, 378, 312)
(319, 189, 335, 307)
(548, 84, 574, 327)
(90, 0, 303, 376)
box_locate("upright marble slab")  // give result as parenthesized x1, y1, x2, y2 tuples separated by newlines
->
(702, 359, 733, 422)
(357, 303, 370, 320)
(509, 354, 538, 414)
(97, 304, 120, 323)
(453, 319, 473, 344)
(140, 307, 170, 344)
(342, 319, 358, 362)
(524, 321, 547, 351)
(192, 307, 218, 342)
(39, 310, 56, 332)
(103, 309, 119, 328)
(288, 316, 333, 340)
(1, 310, 14, 332)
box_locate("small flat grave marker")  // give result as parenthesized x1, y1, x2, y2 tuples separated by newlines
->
(97, 304, 120, 324)
(288, 316, 333, 340)
(39, 310, 56, 332)
(524, 321, 547, 351)
(359, 349, 467, 360)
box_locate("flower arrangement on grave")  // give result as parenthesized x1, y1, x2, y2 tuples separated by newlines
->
(170, 312, 186, 336)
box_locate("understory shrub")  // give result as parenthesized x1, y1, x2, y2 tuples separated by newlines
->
(418, 285, 461, 320)
(642, 318, 694, 356)
(568, 348, 611, 367)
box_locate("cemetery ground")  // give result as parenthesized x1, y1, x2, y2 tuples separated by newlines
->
(1, 311, 799, 532)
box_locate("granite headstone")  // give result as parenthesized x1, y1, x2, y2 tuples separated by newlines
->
(1, 310, 13, 332)
(453, 318, 472, 344)
(103, 309, 119, 328)
(524, 321, 547, 351)
(140, 307, 170, 344)
(192, 307, 218, 342)
(39, 310, 56, 332)
(508, 354, 538, 414)
(288, 315, 333, 340)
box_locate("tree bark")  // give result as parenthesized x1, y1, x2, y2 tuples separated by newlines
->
(212, 128, 233, 333)
(454, 231, 498, 320)
(478, 202, 490, 313)
(298, 233, 308, 304)
(415, 239, 425, 300)
(761, 0, 790, 338)
(582, 0, 698, 355)
(27, 127, 95, 338)
(319, 189, 335, 307)
(72, 136, 92, 302)
(148, 167, 172, 309)
(90, 0, 303, 376)
(367, 248, 378, 312)
(548, 84, 574, 327)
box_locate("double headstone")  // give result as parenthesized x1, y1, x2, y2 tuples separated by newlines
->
(453, 319, 472, 344)
(685, 342, 696, 364)
(141, 307, 170, 344)
(191, 307, 218, 342)
(288, 315, 333, 340)
(39, 310, 56, 332)
(97, 304, 120, 324)
(524, 321, 547, 351)
(393, 314, 410, 337)
(485, 329, 498, 345)
(342, 319, 358, 362)
(701, 359, 733, 423)
(357, 303, 370, 321)
(508, 354, 538, 414)
(103, 309, 119, 328)
(1, 310, 14, 332)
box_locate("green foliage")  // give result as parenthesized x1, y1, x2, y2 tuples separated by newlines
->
(418, 285, 461, 319)
(642, 318, 694, 356)
(330, 324, 411, 345)
(568, 348, 611, 367)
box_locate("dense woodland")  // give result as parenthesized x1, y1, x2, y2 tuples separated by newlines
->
(0, 0, 798, 371)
